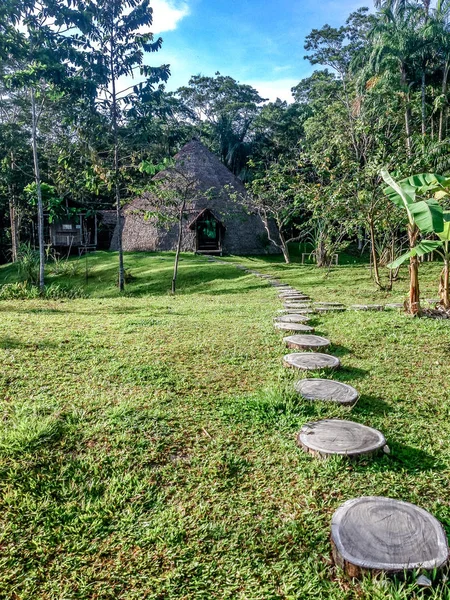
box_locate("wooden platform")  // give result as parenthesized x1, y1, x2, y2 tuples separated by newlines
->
(331, 496, 449, 577)
(294, 379, 359, 405)
(283, 352, 340, 371)
(297, 419, 387, 458)
(283, 334, 330, 350)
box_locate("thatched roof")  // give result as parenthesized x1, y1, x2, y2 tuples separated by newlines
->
(112, 139, 280, 255)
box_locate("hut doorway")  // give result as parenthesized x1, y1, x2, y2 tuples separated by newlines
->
(189, 209, 225, 254)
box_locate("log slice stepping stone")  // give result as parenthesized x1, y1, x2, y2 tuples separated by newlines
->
(275, 314, 311, 324)
(350, 304, 384, 311)
(283, 296, 311, 302)
(284, 334, 330, 350)
(385, 303, 404, 310)
(283, 352, 340, 371)
(283, 293, 309, 298)
(331, 496, 449, 577)
(275, 322, 314, 333)
(314, 302, 345, 307)
(315, 306, 346, 313)
(278, 308, 314, 315)
(294, 379, 359, 406)
(297, 419, 387, 458)
(283, 306, 315, 314)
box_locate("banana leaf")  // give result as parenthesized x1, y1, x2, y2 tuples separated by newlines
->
(387, 240, 443, 269)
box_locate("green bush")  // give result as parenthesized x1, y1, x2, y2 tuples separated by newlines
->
(0, 282, 86, 300)
(48, 255, 80, 277)
(16, 244, 40, 284)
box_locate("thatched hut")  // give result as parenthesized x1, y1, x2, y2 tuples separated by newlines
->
(110, 140, 279, 255)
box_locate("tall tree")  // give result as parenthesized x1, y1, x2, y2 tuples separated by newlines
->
(5, 0, 94, 291)
(177, 73, 265, 177)
(81, 0, 169, 290)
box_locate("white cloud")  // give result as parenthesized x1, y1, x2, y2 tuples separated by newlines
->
(150, 0, 190, 33)
(245, 78, 300, 104)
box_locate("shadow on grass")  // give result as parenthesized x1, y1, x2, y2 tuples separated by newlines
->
(350, 442, 443, 474)
(352, 394, 391, 416)
(0, 336, 60, 350)
(333, 366, 368, 381)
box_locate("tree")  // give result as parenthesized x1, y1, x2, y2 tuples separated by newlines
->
(140, 158, 199, 294)
(81, 0, 170, 291)
(382, 170, 445, 314)
(5, 0, 95, 290)
(177, 74, 265, 177)
(244, 159, 304, 264)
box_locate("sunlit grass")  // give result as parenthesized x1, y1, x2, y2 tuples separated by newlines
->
(0, 251, 449, 598)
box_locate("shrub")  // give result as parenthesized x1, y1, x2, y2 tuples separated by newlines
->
(0, 282, 86, 300)
(16, 244, 40, 284)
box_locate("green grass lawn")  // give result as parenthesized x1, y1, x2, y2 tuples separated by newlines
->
(0, 251, 449, 599)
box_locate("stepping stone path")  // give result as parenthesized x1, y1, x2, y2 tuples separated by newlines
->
(220, 260, 449, 584)
(283, 334, 330, 350)
(331, 497, 449, 578)
(275, 322, 314, 333)
(294, 379, 359, 406)
(350, 304, 384, 311)
(297, 419, 388, 458)
(283, 352, 340, 371)
(275, 314, 311, 324)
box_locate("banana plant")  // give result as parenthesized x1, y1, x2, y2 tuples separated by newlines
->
(381, 170, 446, 315)
(435, 213, 450, 309)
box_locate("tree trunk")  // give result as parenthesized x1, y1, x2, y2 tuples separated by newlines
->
(408, 225, 420, 315)
(368, 217, 382, 289)
(279, 229, 290, 264)
(440, 248, 449, 309)
(111, 49, 124, 292)
(405, 105, 412, 157)
(172, 201, 186, 294)
(8, 151, 19, 262)
(439, 62, 449, 143)
(421, 69, 426, 138)
(401, 66, 412, 156)
(31, 87, 45, 292)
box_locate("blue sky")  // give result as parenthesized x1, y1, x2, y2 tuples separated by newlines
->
(148, 0, 368, 102)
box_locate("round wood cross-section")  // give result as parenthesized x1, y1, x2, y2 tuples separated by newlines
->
(283, 352, 340, 371)
(314, 302, 345, 307)
(297, 419, 387, 458)
(331, 496, 449, 577)
(294, 379, 359, 406)
(283, 334, 330, 350)
(315, 306, 346, 313)
(284, 296, 311, 302)
(350, 304, 384, 311)
(275, 322, 314, 333)
(275, 314, 311, 324)
(283, 306, 315, 314)
(278, 308, 314, 315)
(385, 303, 404, 310)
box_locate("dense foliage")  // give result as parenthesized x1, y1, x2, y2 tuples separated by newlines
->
(1, 0, 450, 294)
